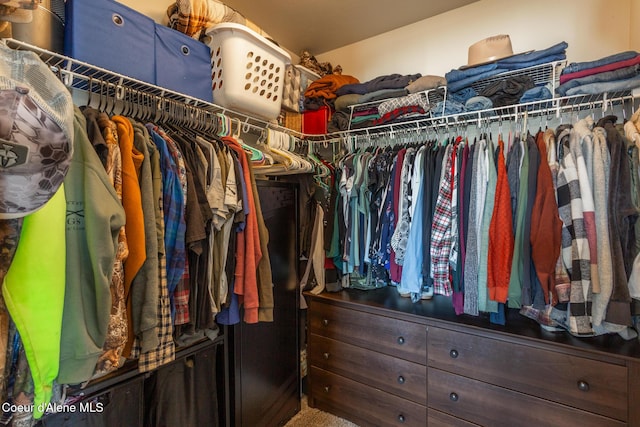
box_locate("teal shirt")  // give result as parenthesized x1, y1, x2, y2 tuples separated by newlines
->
(508, 138, 530, 308)
(478, 139, 498, 313)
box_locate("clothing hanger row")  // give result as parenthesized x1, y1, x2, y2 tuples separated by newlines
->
(78, 73, 316, 141)
(339, 94, 637, 152)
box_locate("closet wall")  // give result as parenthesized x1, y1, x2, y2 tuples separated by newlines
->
(118, 0, 167, 25)
(632, 0, 640, 51)
(117, 0, 637, 81)
(316, 0, 635, 80)
(115, 0, 302, 62)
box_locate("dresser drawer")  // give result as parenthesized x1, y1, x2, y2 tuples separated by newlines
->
(428, 409, 481, 427)
(310, 367, 427, 427)
(309, 300, 426, 364)
(309, 334, 427, 403)
(427, 326, 628, 421)
(428, 368, 625, 427)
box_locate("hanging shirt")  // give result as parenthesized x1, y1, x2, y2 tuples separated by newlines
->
(134, 132, 175, 373)
(478, 138, 499, 314)
(222, 136, 263, 324)
(464, 139, 486, 316)
(400, 146, 427, 299)
(573, 118, 599, 295)
(389, 148, 406, 283)
(556, 128, 592, 335)
(507, 136, 529, 309)
(487, 138, 514, 304)
(529, 131, 563, 309)
(391, 147, 416, 264)
(146, 125, 186, 321)
(430, 144, 455, 296)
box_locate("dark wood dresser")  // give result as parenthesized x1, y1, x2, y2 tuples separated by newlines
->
(306, 287, 640, 427)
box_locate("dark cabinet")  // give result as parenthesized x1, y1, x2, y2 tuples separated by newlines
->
(39, 340, 223, 427)
(307, 288, 640, 427)
(227, 181, 300, 427)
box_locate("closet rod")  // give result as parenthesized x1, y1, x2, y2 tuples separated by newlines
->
(3, 38, 304, 140)
(307, 90, 638, 144)
(11, 39, 636, 144)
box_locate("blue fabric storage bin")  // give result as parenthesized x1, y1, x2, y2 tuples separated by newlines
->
(154, 24, 213, 102)
(64, 0, 155, 84)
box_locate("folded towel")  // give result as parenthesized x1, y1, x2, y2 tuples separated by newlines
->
(304, 74, 360, 100)
(406, 75, 446, 93)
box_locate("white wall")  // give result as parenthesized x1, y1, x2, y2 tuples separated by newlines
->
(118, 0, 168, 25)
(116, 0, 301, 62)
(317, 0, 633, 81)
(632, 0, 640, 51)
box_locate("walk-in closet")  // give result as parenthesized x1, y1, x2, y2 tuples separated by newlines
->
(0, 1, 639, 426)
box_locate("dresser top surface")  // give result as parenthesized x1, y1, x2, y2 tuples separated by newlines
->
(307, 287, 640, 360)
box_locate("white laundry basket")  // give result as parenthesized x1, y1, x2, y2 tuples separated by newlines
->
(205, 23, 291, 120)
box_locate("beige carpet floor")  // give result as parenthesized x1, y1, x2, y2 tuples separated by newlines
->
(284, 395, 359, 427)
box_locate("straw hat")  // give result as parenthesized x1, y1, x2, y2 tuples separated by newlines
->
(462, 34, 518, 69)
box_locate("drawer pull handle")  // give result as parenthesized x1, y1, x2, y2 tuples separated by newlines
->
(449, 349, 459, 359)
(449, 392, 459, 402)
(397, 375, 405, 384)
(324, 386, 331, 393)
(577, 380, 590, 392)
(397, 336, 405, 345)
(323, 352, 330, 360)
(322, 319, 329, 327)
(398, 414, 406, 423)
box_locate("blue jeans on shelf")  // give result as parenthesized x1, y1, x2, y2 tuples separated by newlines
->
(432, 100, 465, 117)
(447, 69, 508, 93)
(449, 87, 478, 104)
(519, 84, 553, 103)
(562, 50, 639, 74)
(446, 62, 498, 83)
(498, 41, 568, 66)
(465, 96, 493, 111)
(556, 64, 640, 96)
(564, 75, 640, 96)
(498, 53, 566, 70)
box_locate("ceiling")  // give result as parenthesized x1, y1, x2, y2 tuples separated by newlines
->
(220, 0, 479, 56)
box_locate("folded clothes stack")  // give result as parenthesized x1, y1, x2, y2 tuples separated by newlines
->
(556, 51, 640, 96)
(303, 74, 360, 111)
(445, 41, 567, 93)
(327, 74, 446, 132)
(335, 73, 422, 96)
(443, 37, 567, 113)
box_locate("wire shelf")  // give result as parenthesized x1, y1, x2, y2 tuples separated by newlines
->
(4, 38, 302, 138)
(306, 90, 638, 144)
(345, 86, 447, 131)
(6, 39, 638, 146)
(469, 61, 565, 94)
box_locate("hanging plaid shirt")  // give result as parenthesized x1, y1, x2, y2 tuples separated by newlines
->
(556, 128, 592, 335)
(146, 126, 186, 322)
(430, 144, 455, 296)
(131, 139, 175, 372)
(449, 140, 461, 283)
(135, 253, 176, 373)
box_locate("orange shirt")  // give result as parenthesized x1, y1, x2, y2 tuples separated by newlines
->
(488, 139, 514, 303)
(112, 116, 146, 351)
